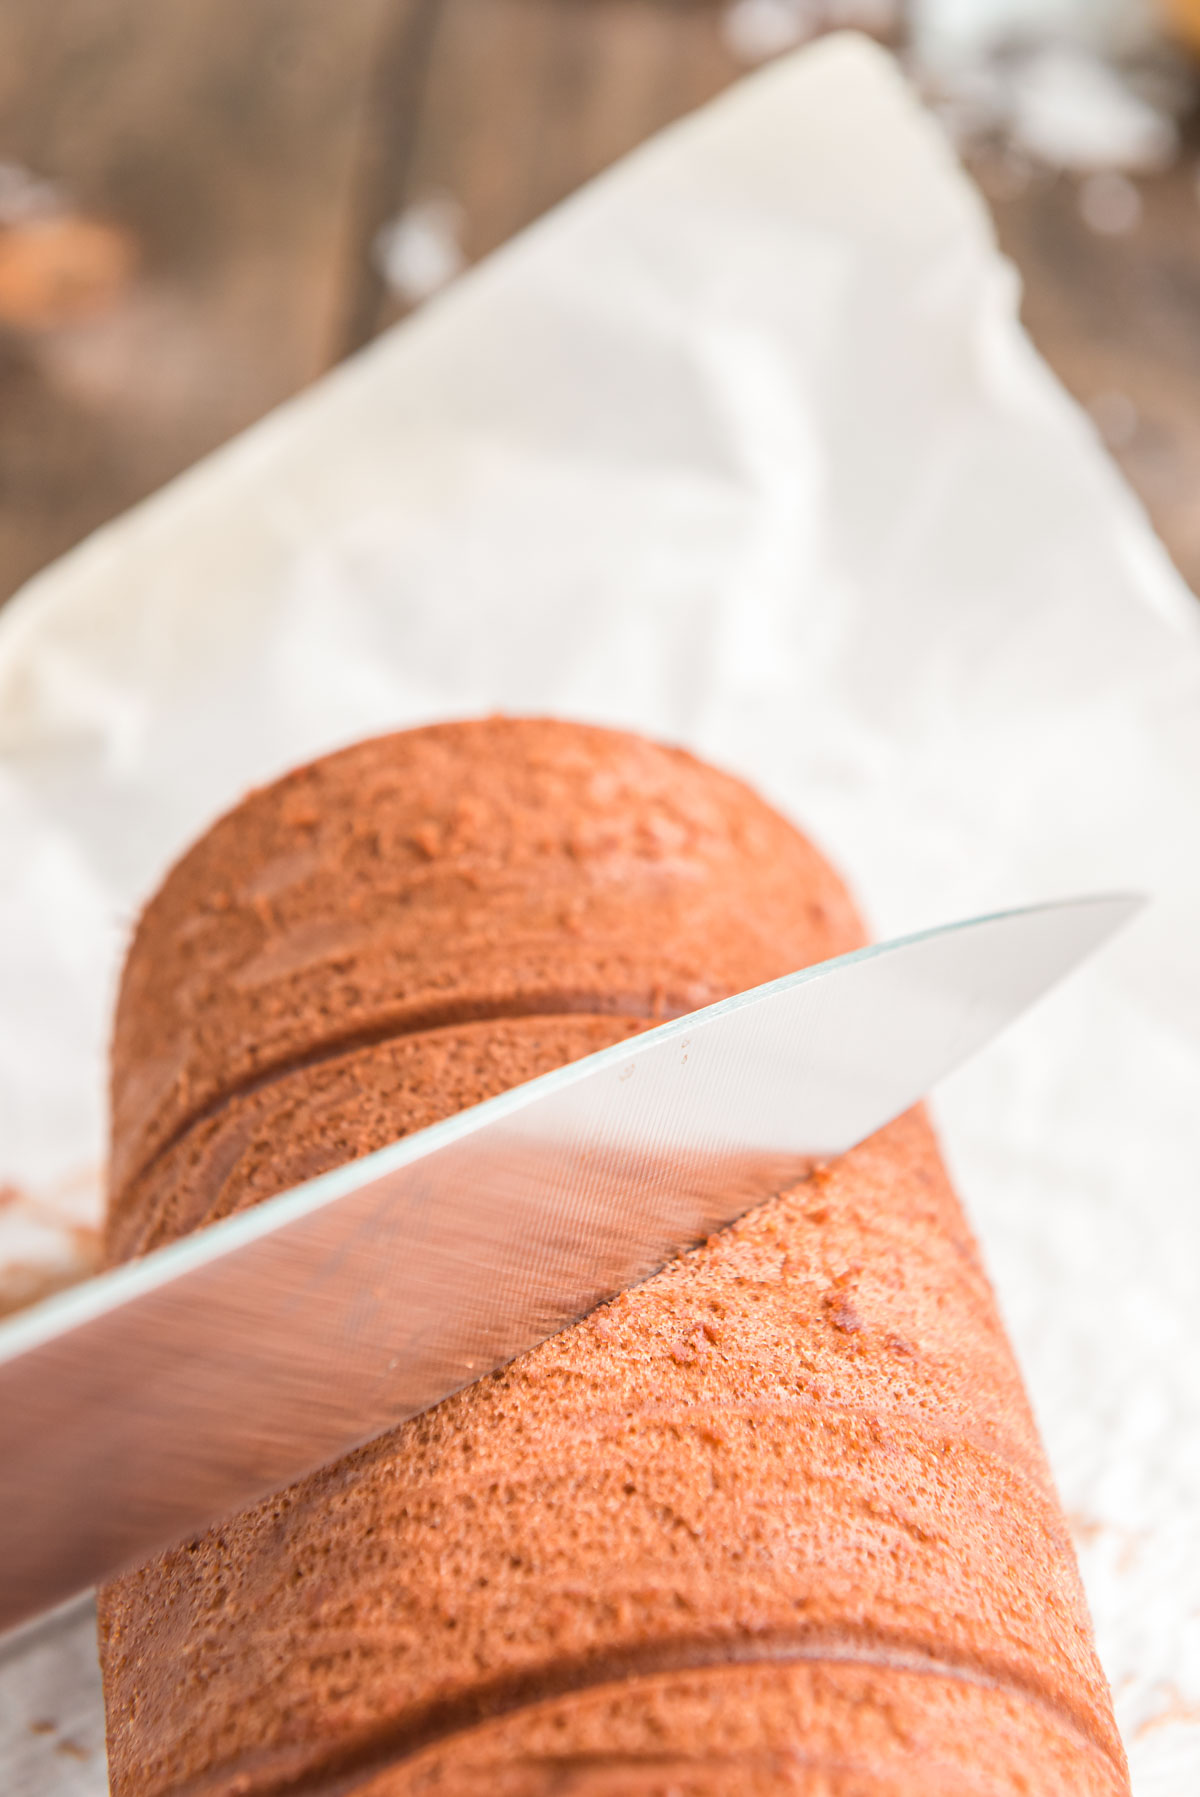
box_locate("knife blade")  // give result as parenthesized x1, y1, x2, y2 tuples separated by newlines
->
(0, 893, 1140, 1632)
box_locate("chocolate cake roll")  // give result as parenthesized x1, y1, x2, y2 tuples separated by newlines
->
(98, 718, 1130, 1797)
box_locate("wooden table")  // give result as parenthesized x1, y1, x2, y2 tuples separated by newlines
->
(1, 0, 1198, 604)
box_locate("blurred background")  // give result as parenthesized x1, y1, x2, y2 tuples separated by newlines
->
(3, 0, 1200, 607)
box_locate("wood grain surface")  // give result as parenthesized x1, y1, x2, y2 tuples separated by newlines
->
(0, 0, 402, 598)
(1, 0, 1198, 604)
(981, 133, 1200, 593)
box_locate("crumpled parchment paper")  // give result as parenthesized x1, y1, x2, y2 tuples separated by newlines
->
(0, 32, 1197, 1795)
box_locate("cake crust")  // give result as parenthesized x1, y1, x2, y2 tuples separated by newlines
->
(99, 719, 1129, 1797)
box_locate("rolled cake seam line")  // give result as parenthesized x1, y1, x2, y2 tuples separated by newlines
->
(139, 1628, 1127, 1797)
(105, 1008, 656, 1258)
(110, 992, 677, 1207)
(165, 1430, 1099, 1702)
(109, 724, 862, 1199)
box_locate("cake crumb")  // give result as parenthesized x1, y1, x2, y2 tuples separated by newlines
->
(825, 1291, 863, 1334)
(668, 1323, 711, 1364)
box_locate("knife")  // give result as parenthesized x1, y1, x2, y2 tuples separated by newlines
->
(0, 893, 1140, 1633)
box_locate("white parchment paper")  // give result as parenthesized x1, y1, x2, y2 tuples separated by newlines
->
(0, 33, 1197, 1794)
